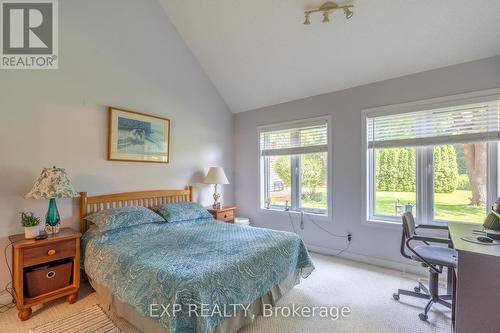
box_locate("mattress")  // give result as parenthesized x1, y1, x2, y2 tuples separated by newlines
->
(90, 269, 301, 333)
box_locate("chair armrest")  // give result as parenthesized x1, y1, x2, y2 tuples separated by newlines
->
(411, 235, 451, 245)
(416, 224, 448, 230)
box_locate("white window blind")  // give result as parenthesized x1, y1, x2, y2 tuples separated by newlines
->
(260, 121, 328, 156)
(367, 100, 500, 149)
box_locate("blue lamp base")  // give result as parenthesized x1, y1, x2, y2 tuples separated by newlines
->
(45, 198, 61, 234)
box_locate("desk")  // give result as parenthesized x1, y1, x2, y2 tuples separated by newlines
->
(448, 222, 500, 333)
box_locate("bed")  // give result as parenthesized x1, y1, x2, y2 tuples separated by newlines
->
(79, 187, 314, 333)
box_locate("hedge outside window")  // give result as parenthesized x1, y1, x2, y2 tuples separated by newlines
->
(374, 147, 416, 218)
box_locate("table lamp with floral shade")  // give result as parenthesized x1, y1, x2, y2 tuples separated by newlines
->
(25, 167, 79, 234)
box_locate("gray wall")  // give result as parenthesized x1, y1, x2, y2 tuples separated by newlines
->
(234, 55, 500, 270)
(0, 0, 233, 289)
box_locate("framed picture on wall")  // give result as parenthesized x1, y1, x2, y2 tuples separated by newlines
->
(108, 107, 170, 163)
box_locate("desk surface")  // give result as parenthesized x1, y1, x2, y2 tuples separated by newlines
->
(448, 222, 500, 257)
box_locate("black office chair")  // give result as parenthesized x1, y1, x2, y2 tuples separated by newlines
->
(393, 212, 456, 321)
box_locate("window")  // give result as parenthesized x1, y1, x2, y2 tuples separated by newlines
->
(260, 119, 329, 215)
(366, 98, 500, 224)
(432, 143, 488, 223)
(374, 147, 417, 218)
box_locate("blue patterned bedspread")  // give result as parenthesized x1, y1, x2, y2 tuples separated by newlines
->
(81, 218, 314, 333)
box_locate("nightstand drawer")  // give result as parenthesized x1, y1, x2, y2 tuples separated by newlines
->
(23, 239, 76, 267)
(217, 210, 234, 222)
(207, 206, 236, 224)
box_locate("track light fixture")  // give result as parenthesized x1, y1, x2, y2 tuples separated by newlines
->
(322, 11, 330, 23)
(304, 13, 311, 25)
(343, 6, 354, 19)
(304, 1, 354, 25)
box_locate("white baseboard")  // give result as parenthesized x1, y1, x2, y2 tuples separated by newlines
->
(306, 244, 427, 277)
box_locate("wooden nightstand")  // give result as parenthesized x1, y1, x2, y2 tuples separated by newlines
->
(8, 228, 81, 321)
(207, 206, 236, 223)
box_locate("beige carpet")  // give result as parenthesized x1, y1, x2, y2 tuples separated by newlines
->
(0, 253, 450, 333)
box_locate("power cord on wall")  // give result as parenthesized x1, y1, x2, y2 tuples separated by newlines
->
(0, 241, 17, 313)
(288, 211, 352, 256)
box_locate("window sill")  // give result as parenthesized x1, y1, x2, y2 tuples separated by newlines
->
(362, 218, 403, 229)
(436, 220, 481, 226)
(364, 217, 481, 229)
(259, 208, 330, 219)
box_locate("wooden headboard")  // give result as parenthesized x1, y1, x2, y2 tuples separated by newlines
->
(79, 186, 193, 233)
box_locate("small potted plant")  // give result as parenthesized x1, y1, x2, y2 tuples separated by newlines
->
(20, 212, 41, 239)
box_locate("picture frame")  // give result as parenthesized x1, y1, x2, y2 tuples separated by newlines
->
(107, 107, 170, 163)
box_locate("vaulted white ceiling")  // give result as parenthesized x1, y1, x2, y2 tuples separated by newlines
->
(160, 0, 500, 113)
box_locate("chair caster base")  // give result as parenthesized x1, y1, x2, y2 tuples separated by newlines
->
(419, 313, 428, 321)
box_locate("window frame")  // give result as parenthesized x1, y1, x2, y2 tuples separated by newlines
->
(362, 89, 500, 226)
(258, 116, 332, 217)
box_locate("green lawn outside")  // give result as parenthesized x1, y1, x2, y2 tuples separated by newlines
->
(272, 187, 486, 222)
(376, 190, 485, 223)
